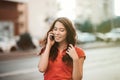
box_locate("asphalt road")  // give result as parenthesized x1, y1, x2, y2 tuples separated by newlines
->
(0, 45, 120, 80)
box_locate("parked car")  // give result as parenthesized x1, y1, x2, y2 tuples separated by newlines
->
(95, 33, 106, 41)
(0, 36, 17, 53)
(16, 33, 40, 50)
(76, 30, 96, 44)
(104, 28, 120, 42)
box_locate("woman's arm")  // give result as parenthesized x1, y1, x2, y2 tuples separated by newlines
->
(72, 58, 84, 80)
(38, 31, 55, 73)
(38, 44, 51, 73)
(66, 44, 85, 80)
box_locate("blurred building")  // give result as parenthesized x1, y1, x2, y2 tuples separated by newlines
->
(75, 0, 114, 24)
(0, 0, 115, 38)
(27, 0, 58, 38)
(4, 0, 59, 38)
(0, 0, 28, 37)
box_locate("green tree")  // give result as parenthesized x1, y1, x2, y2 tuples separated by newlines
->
(80, 20, 94, 33)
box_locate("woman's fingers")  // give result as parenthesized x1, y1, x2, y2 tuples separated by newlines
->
(69, 44, 74, 48)
(48, 31, 54, 37)
(66, 44, 73, 53)
(67, 44, 73, 50)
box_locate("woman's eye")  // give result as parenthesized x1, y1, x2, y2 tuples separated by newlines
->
(60, 29, 64, 32)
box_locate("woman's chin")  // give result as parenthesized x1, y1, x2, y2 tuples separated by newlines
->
(55, 39, 61, 42)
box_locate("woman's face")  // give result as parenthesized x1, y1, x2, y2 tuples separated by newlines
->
(53, 21, 67, 43)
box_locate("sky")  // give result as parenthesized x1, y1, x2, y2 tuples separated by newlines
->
(114, 0, 120, 16)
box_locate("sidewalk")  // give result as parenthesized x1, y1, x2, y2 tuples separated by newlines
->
(79, 41, 120, 49)
(0, 41, 120, 61)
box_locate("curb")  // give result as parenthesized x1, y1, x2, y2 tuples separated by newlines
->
(0, 49, 38, 61)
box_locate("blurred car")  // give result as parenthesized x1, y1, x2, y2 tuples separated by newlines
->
(0, 36, 17, 53)
(95, 33, 106, 41)
(16, 33, 40, 50)
(104, 28, 120, 42)
(76, 30, 96, 44)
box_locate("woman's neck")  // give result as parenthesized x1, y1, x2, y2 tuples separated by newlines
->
(58, 42, 67, 52)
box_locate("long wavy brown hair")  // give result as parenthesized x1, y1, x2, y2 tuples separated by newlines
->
(40, 17, 77, 66)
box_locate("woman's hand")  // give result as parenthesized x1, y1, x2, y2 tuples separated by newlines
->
(66, 44, 79, 61)
(47, 31, 55, 47)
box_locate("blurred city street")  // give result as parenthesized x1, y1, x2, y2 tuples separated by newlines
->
(0, 0, 120, 80)
(0, 42, 120, 80)
(83, 45, 120, 80)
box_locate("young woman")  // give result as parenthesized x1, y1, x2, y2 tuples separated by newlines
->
(38, 17, 86, 80)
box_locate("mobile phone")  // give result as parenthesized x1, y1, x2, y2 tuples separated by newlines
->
(50, 35, 54, 40)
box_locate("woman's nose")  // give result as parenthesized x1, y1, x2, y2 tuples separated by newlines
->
(55, 30, 60, 34)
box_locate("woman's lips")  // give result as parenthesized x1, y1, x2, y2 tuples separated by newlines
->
(55, 36, 60, 39)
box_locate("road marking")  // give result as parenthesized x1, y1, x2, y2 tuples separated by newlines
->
(0, 68, 38, 77)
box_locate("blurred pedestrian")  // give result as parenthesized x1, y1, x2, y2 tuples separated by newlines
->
(38, 17, 86, 80)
